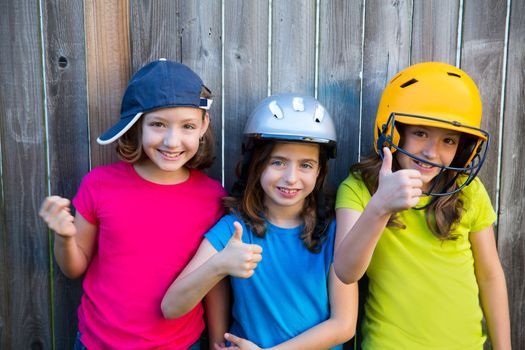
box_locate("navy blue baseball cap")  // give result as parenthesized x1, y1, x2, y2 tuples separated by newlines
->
(97, 58, 212, 144)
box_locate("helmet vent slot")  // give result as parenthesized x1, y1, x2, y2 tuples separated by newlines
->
(400, 78, 418, 88)
(447, 72, 461, 78)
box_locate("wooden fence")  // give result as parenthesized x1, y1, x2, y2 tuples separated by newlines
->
(0, 0, 523, 349)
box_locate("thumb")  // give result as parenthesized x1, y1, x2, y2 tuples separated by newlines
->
(231, 221, 243, 241)
(380, 147, 393, 175)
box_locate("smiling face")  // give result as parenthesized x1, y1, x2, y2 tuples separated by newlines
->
(259, 142, 320, 220)
(396, 124, 461, 191)
(137, 107, 209, 184)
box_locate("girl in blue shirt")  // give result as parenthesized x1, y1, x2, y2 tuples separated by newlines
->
(162, 93, 358, 349)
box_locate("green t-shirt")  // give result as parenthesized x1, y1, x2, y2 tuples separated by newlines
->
(336, 175, 496, 350)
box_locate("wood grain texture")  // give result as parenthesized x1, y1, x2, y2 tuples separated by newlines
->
(498, 0, 525, 347)
(271, 0, 316, 95)
(0, 0, 52, 348)
(223, 0, 269, 191)
(85, 0, 131, 167)
(361, 0, 412, 155)
(130, 0, 182, 70)
(178, 1, 223, 182)
(41, 0, 90, 348)
(411, 0, 459, 64)
(460, 0, 507, 204)
(318, 0, 364, 188)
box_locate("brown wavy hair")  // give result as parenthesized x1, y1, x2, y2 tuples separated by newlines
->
(115, 87, 215, 169)
(224, 140, 334, 252)
(355, 126, 467, 240)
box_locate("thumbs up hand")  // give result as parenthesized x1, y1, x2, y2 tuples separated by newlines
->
(217, 221, 263, 278)
(374, 147, 423, 214)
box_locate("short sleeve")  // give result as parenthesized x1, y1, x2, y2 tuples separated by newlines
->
(205, 214, 237, 252)
(462, 177, 497, 232)
(335, 173, 371, 212)
(72, 170, 99, 225)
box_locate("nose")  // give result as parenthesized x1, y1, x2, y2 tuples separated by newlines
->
(422, 138, 438, 159)
(283, 165, 298, 184)
(163, 128, 180, 148)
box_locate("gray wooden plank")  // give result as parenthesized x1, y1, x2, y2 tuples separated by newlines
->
(41, 0, 90, 348)
(130, 0, 181, 70)
(460, 0, 507, 204)
(271, 0, 316, 95)
(411, 0, 459, 64)
(318, 0, 364, 188)
(179, 1, 223, 182)
(85, 0, 131, 167)
(0, 0, 52, 348)
(223, 0, 269, 191)
(498, 0, 525, 347)
(361, 0, 413, 155)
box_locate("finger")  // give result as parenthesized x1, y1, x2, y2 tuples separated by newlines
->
(248, 244, 262, 254)
(39, 196, 62, 216)
(380, 147, 393, 175)
(224, 333, 243, 346)
(250, 253, 262, 263)
(232, 221, 243, 241)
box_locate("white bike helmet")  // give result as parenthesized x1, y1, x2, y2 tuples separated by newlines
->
(244, 93, 337, 158)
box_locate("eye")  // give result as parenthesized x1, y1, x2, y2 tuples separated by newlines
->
(183, 123, 196, 130)
(270, 159, 285, 167)
(148, 121, 165, 128)
(444, 137, 458, 145)
(300, 162, 314, 169)
(413, 130, 427, 138)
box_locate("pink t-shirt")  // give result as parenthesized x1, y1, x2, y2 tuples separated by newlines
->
(72, 162, 226, 349)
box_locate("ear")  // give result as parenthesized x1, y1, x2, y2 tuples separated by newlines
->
(200, 112, 210, 138)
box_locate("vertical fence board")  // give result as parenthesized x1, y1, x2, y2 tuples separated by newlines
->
(85, 0, 131, 168)
(460, 0, 507, 202)
(42, 0, 90, 348)
(223, 1, 269, 191)
(0, 1, 51, 349)
(271, 0, 316, 95)
(318, 0, 364, 188)
(411, 0, 459, 64)
(130, 0, 181, 70)
(179, 1, 223, 182)
(361, 0, 413, 155)
(498, 0, 525, 347)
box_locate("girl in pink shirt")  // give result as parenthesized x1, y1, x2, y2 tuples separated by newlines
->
(39, 59, 226, 350)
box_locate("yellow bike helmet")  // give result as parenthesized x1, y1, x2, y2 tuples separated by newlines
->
(374, 62, 490, 196)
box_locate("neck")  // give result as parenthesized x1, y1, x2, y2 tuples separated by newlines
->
(265, 206, 303, 228)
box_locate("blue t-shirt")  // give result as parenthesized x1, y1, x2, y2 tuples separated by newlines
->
(205, 214, 341, 349)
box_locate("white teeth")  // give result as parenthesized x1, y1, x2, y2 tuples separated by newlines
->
(279, 187, 298, 194)
(160, 150, 181, 158)
(416, 160, 433, 169)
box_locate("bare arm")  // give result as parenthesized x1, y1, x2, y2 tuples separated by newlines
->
(162, 222, 262, 319)
(334, 148, 422, 284)
(39, 196, 98, 278)
(204, 278, 231, 349)
(470, 226, 511, 349)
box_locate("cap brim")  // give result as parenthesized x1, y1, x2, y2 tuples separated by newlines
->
(96, 112, 143, 145)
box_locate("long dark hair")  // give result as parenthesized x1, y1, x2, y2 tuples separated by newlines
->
(224, 140, 334, 252)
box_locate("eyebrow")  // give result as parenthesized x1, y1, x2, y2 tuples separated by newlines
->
(270, 155, 319, 164)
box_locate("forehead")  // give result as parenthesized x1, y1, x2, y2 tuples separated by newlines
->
(271, 141, 320, 159)
(144, 106, 203, 119)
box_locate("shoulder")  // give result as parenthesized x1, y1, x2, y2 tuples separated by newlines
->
(336, 172, 370, 210)
(189, 169, 226, 195)
(459, 176, 492, 205)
